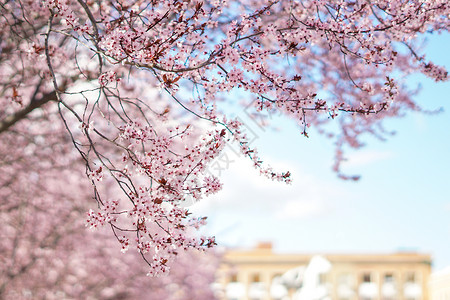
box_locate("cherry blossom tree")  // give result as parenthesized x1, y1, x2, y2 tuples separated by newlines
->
(1, 0, 448, 276)
(0, 115, 219, 299)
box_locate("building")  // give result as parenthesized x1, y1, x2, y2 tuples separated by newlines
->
(429, 267, 450, 300)
(216, 243, 431, 300)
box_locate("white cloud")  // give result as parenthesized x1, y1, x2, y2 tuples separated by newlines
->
(341, 150, 394, 168)
(275, 199, 325, 219)
(190, 153, 345, 221)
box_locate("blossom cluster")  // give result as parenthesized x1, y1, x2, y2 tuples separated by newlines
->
(1, 0, 448, 276)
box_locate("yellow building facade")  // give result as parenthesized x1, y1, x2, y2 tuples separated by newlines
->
(429, 267, 450, 300)
(216, 243, 431, 300)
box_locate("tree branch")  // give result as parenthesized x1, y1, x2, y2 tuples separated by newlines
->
(0, 91, 57, 134)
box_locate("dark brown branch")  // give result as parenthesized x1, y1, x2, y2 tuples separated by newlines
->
(0, 91, 57, 134)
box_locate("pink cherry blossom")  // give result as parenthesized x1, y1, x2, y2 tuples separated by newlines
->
(0, 0, 448, 277)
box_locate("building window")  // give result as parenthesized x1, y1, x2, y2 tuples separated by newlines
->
(251, 273, 261, 282)
(384, 273, 394, 283)
(405, 272, 416, 283)
(362, 273, 372, 283)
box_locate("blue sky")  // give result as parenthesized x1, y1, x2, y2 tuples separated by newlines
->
(191, 32, 450, 271)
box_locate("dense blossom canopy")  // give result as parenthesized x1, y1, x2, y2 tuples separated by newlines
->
(0, 100, 220, 298)
(0, 0, 448, 276)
